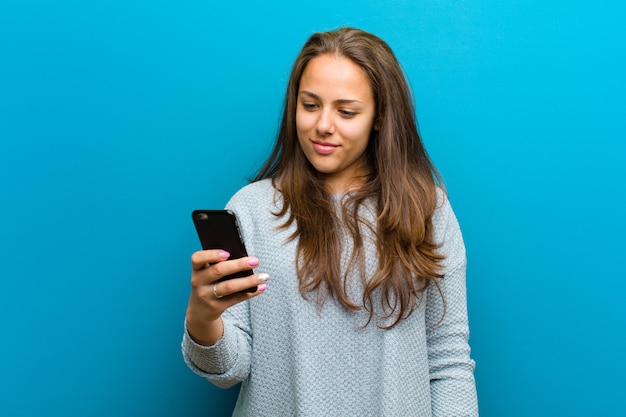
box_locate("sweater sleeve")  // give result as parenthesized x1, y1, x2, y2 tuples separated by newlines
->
(426, 196, 479, 416)
(181, 297, 253, 388)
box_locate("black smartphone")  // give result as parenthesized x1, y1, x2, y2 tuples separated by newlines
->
(192, 209, 257, 292)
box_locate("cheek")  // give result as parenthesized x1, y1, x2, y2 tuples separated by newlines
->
(295, 111, 312, 135)
(344, 122, 373, 146)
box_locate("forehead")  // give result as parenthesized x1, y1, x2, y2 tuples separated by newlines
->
(299, 54, 373, 100)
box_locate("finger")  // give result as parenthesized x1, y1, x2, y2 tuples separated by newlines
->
(209, 256, 259, 280)
(190, 249, 231, 271)
(224, 283, 268, 305)
(211, 282, 269, 312)
(190, 255, 257, 290)
(212, 273, 269, 299)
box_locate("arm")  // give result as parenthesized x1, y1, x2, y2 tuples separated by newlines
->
(426, 197, 479, 416)
(181, 193, 266, 388)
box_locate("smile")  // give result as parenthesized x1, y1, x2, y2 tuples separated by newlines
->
(312, 140, 338, 155)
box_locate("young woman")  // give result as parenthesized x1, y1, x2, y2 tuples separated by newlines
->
(183, 27, 478, 416)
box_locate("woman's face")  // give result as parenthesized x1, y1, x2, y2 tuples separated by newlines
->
(296, 54, 376, 194)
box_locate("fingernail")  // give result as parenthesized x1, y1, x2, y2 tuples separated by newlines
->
(248, 257, 259, 267)
(219, 251, 230, 260)
(258, 284, 267, 292)
(258, 273, 269, 283)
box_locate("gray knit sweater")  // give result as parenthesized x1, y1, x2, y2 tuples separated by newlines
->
(182, 179, 478, 416)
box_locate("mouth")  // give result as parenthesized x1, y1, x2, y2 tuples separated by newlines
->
(311, 140, 338, 155)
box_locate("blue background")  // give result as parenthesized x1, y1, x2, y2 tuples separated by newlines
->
(1, 1, 624, 416)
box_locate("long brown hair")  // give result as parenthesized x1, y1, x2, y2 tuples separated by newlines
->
(255, 27, 445, 328)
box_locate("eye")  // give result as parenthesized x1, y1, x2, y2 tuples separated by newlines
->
(339, 109, 357, 118)
(301, 102, 318, 111)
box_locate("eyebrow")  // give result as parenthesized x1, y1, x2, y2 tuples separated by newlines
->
(299, 90, 364, 105)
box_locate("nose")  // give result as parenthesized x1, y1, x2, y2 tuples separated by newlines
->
(315, 109, 335, 136)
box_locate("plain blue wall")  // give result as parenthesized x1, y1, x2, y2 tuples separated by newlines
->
(1, 1, 624, 416)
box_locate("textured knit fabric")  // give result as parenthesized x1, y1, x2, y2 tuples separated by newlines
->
(182, 179, 478, 416)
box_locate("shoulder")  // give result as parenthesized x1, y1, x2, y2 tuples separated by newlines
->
(432, 187, 455, 227)
(224, 180, 284, 252)
(226, 179, 279, 211)
(432, 187, 466, 268)
(224, 179, 282, 232)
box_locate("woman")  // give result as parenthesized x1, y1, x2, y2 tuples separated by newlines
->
(183, 27, 478, 416)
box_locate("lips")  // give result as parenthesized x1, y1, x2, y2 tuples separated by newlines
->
(312, 140, 338, 155)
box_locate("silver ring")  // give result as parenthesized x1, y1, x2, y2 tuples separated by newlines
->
(212, 283, 224, 299)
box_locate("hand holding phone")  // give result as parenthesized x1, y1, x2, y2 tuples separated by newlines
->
(192, 210, 257, 292)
